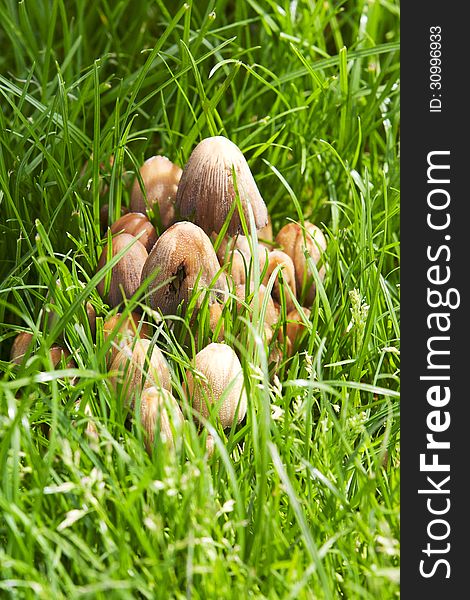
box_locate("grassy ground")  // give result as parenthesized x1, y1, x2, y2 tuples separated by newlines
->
(0, 1, 400, 598)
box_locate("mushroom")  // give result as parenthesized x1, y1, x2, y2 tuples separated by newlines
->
(205, 433, 215, 458)
(10, 332, 34, 365)
(96, 233, 148, 308)
(175, 136, 268, 236)
(109, 338, 171, 408)
(103, 311, 151, 366)
(235, 283, 279, 344)
(278, 307, 312, 356)
(208, 302, 225, 342)
(49, 345, 76, 369)
(185, 342, 247, 429)
(10, 332, 76, 371)
(141, 221, 227, 316)
(86, 302, 97, 338)
(275, 221, 327, 306)
(139, 386, 184, 454)
(100, 203, 129, 233)
(130, 155, 182, 230)
(262, 249, 297, 312)
(215, 233, 269, 287)
(109, 212, 158, 253)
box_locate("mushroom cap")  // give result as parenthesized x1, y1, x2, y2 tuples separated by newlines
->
(110, 338, 171, 408)
(278, 307, 312, 356)
(186, 342, 247, 428)
(100, 203, 129, 233)
(10, 332, 34, 364)
(130, 155, 182, 229)
(235, 282, 279, 343)
(103, 311, 151, 366)
(141, 221, 228, 315)
(215, 233, 270, 288)
(49, 345, 76, 369)
(175, 136, 268, 236)
(96, 233, 148, 308)
(275, 221, 327, 306)
(110, 212, 158, 253)
(139, 386, 184, 453)
(86, 302, 97, 338)
(262, 249, 297, 312)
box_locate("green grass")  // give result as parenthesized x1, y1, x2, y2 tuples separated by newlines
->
(0, 1, 400, 598)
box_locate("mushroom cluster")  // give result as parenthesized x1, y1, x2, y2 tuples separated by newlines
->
(9, 135, 327, 457)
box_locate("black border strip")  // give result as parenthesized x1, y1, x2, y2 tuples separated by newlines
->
(401, 4, 466, 597)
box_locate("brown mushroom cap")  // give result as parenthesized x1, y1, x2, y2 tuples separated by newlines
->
(103, 311, 151, 366)
(141, 221, 228, 316)
(86, 302, 97, 338)
(139, 386, 184, 454)
(262, 249, 297, 312)
(175, 136, 268, 236)
(216, 233, 269, 288)
(235, 282, 279, 343)
(110, 212, 158, 253)
(130, 155, 182, 230)
(10, 332, 34, 364)
(100, 203, 129, 233)
(109, 338, 171, 408)
(278, 307, 312, 356)
(97, 233, 148, 308)
(276, 221, 327, 306)
(185, 342, 247, 428)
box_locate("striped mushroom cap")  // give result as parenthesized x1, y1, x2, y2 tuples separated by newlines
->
(141, 221, 227, 316)
(175, 136, 268, 237)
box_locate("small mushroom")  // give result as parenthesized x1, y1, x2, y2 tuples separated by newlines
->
(10, 332, 76, 371)
(100, 203, 129, 233)
(49, 345, 76, 369)
(130, 155, 182, 230)
(175, 136, 268, 236)
(10, 332, 34, 365)
(216, 234, 269, 287)
(229, 250, 249, 287)
(209, 302, 225, 342)
(205, 433, 215, 458)
(185, 342, 247, 429)
(139, 386, 184, 454)
(109, 338, 171, 408)
(86, 302, 97, 338)
(110, 212, 158, 253)
(262, 249, 297, 312)
(97, 233, 148, 308)
(235, 283, 279, 344)
(275, 221, 327, 306)
(141, 221, 227, 316)
(278, 307, 312, 356)
(103, 311, 151, 366)
(215, 233, 251, 264)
